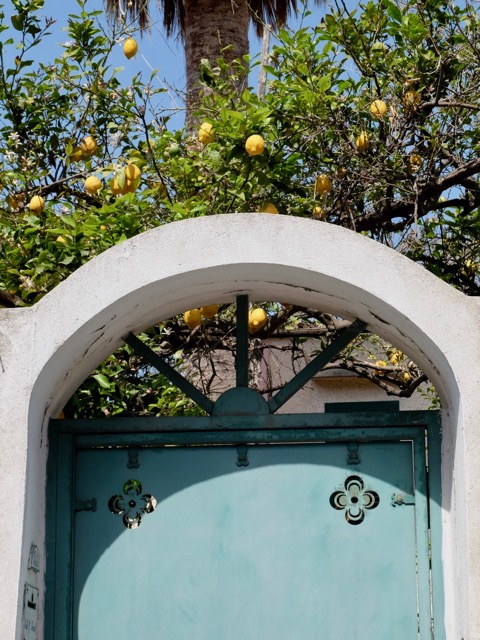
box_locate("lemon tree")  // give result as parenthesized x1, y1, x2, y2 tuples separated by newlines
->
(3, 0, 480, 414)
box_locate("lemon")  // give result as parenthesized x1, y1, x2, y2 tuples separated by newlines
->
(198, 122, 214, 144)
(56, 235, 67, 244)
(262, 203, 279, 214)
(407, 153, 422, 175)
(6, 194, 24, 209)
(370, 99, 387, 119)
(312, 206, 326, 220)
(389, 349, 402, 365)
(402, 372, 411, 382)
(314, 174, 332, 195)
(184, 309, 202, 330)
(70, 146, 83, 162)
(125, 163, 141, 181)
(123, 179, 137, 194)
(29, 195, 44, 213)
(80, 136, 98, 157)
(404, 90, 420, 111)
(123, 37, 138, 59)
(375, 360, 387, 368)
(110, 177, 125, 196)
(355, 131, 370, 152)
(84, 176, 102, 195)
(461, 259, 477, 276)
(245, 134, 265, 156)
(248, 308, 267, 333)
(200, 304, 219, 319)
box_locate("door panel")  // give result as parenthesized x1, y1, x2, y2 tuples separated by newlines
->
(74, 441, 422, 639)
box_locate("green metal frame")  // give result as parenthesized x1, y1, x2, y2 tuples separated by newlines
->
(46, 411, 444, 640)
(45, 295, 444, 638)
(124, 296, 367, 417)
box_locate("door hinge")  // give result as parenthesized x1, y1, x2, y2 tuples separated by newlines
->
(236, 444, 249, 467)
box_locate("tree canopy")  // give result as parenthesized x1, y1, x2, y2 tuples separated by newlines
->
(0, 0, 477, 415)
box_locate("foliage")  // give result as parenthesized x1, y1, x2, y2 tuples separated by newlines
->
(2, 0, 477, 414)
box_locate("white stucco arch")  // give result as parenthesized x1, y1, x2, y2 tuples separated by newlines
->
(1, 213, 480, 639)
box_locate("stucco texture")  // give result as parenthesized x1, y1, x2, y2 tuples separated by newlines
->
(0, 214, 479, 638)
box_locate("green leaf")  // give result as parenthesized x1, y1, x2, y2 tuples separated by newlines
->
(92, 373, 111, 389)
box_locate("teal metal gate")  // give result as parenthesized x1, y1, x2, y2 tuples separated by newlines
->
(46, 297, 445, 639)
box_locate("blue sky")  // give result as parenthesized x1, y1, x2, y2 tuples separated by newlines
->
(2, 0, 327, 127)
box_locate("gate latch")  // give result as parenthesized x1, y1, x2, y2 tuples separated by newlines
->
(391, 493, 415, 507)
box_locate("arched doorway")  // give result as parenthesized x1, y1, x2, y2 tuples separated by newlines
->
(1, 214, 478, 638)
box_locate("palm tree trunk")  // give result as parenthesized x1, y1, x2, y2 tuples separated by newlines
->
(183, 0, 250, 128)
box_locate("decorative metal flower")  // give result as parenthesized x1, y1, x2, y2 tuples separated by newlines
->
(329, 475, 380, 525)
(108, 479, 157, 529)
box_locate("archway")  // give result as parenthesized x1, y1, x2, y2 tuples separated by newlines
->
(0, 214, 479, 638)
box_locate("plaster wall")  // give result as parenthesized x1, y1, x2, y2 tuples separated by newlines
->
(0, 214, 479, 639)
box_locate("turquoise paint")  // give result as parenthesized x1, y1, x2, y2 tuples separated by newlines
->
(47, 413, 444, 640)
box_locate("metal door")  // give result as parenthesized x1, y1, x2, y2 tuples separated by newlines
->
(71, 433, 434, 639)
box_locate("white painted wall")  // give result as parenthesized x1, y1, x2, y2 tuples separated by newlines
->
(0, 214, 479, 639)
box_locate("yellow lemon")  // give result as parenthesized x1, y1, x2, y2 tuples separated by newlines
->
(248, 308, 267, 333)
(404, 90, 420, 111)
(184, 309, 202, 330)
(389, 349, 403, 365)
(198, 122, 214, 144)
(402, 372, 411, 382)
(100, 225, 107, 231)
(314, 174, 332, 195)
(5, 195, 16, 208)
(80, 135, 98, 157)
(312, 206, 326, 220)
(29, 195, 44, 213)
(407, 153, 422, 175)
(375, 360, 387, 368)
(125, 163, 141, 181)
(123, 37, 138, 59)
(245, 134, 265, 156)
(370, 99, 387, 119)
(123, 179, 137, 194)
(70, 145, 83, 162)
(56, 235, 67, 244)
(461, 259, 477, 276)
(262, 203, 279, 214)
(200, 304, 219, 319)
(110, 177, 125, 196)
(84, 176, 102, 195)
(355, 131, 370, 152)
(6, 193, 24, 209)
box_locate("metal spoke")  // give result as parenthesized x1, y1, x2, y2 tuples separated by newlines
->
(268, 318, 367, 414)
(235, 295, 249, 388)
(125, 332, 215, 415)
